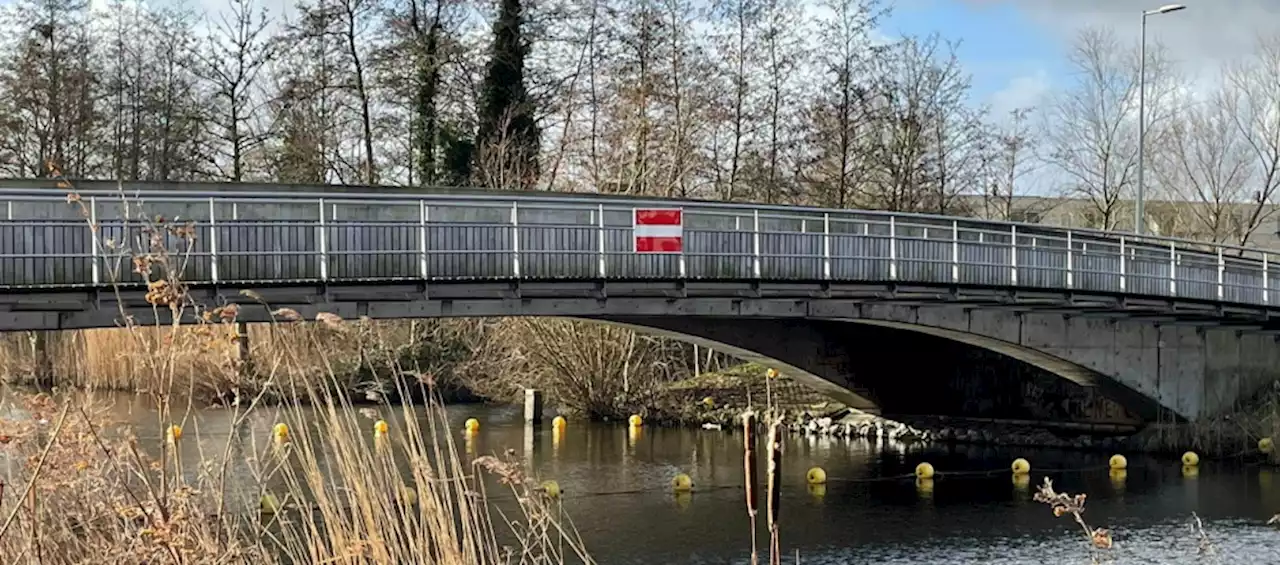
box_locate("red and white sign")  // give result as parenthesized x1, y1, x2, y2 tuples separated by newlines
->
(633, 208, 683, 253)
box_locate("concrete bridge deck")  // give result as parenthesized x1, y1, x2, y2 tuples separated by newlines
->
(0, 180, 1277, 424)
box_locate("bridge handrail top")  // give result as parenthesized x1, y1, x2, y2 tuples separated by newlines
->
(0, 184, 1272, 259)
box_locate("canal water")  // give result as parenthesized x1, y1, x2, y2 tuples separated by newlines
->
(5, 392, 1280, 564)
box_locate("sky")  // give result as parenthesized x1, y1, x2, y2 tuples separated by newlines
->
(883, 0, 1280, 118)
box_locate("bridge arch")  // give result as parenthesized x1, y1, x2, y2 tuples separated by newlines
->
(596, 315, 1156, 427)
(11, 282, 1242, 424)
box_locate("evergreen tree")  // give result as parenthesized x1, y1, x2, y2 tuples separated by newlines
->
(476, 0, 539, 189)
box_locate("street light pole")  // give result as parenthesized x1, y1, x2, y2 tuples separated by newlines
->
(1135, 4, 1186, 236)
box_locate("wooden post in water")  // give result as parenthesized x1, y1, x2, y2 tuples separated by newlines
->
(524, 388, 544, 424)
(235, 321, 251, 378)
(743, 411, 759, 565)
(766, 418, 783, 565)
(29, 330, 52, 387)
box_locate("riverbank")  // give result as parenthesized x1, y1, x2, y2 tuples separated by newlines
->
(7, 322, 1278, 460)
(650, 363, 1280, 460)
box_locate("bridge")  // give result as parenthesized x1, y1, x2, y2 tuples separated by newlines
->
(1, 179, 1278, 425)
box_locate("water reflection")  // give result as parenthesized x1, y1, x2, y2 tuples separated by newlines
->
(4, 389, 1280, 564)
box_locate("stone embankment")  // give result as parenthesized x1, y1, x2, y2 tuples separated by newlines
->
(663, 364, 1273, 458)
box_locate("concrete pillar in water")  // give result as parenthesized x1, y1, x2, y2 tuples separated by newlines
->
(524, 388, 544, 425)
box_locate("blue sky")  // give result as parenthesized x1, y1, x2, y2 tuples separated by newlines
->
(880, 0, 1065, 115)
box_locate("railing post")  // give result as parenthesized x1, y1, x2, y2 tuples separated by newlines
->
(207, 197, 218, 284)
(1009, 225, 1018, 285)
(1217, 246, 1225, 300)
(951, 220, 959, 283)
(90, 196, 100, 285)
(1168, 241, 1177, 297)
(318, 199, 328, 281)
(1261, 252, 1270, 305)
(1065, 230, 1074, 289)
(597, 203, 606, 278)
(1118, 236, 1126, 292)
(511, 202, 521, 279)
(888, 216, 898, 281)
(419, 200, 429, 280)
(822, 213, 831, 280)
(752, 209, 762, 278)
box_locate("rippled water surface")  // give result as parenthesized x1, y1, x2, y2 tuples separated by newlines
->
(5, 392, 1280, 564)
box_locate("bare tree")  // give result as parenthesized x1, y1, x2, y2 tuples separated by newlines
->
(1222, 34, 1280, 247)
(102, 2, 205, 181)
(982, 107, 1056, 222)
(0, 0, 100, 178)
(865, 34, 984, 214)
(710, 0, 761, 201)
(1042, 27, 1174, 230)
(800, 0, 884, 209)
(197, 0, 276, 182)
(755, 0, 804, 204)
(1152, 91, 1254, 243)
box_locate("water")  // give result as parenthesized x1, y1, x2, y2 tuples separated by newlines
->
(5, 392, 1280, 564)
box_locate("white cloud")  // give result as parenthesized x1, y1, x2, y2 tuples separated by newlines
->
(963, 0, 1280, 83)
(989, 69, 1050, 117)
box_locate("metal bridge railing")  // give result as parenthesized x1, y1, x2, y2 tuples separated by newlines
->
(0, 188, 1273, 309)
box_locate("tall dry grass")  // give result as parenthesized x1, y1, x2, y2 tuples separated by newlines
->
(0, 181, 593, 564)
(0, 321, 457, 396)
(0, 312, 702, 417)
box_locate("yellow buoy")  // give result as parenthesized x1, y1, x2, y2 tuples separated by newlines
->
(1109, 468, 1127, 486)
(552, 415, 567, 430)
(1109, 454, 1128, 470)
(373, 419, 389, 438)
(272, 423, 289, 444)
(1259, 437, 1274, 454)
(542, 480, 562, 499)
(464, 418, 480, 433)
(1011, 458, 1030, 475)
(806, 467, 827, 485)
(260, 493, 281, 515)
(702, 396, 715, 408)
(915, 462, 935, 480)
(399, 484, 418, 506)
(671, 473, 693, 493)
(167, 424, 183, 444)
(674, 491, 693, 510)
(766, 368, 779, 379)
(628, 414, 643, 427)
(1182, 451, 1200, 467)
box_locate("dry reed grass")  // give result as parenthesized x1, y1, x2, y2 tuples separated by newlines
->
(0, 180, 594, 564)
(0, 322, 425, 394)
